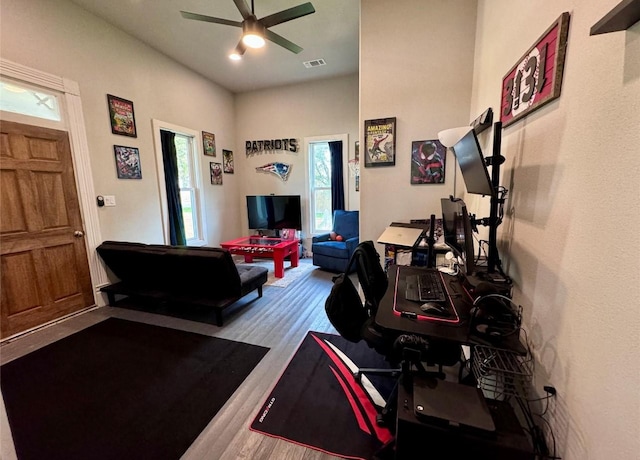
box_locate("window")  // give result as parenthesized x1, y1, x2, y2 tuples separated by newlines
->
(174, 134, 200, 242)
(152, 120, 207, 246)
(309, 141, 332, 234)
(0, 78, 62, 122)
(305, 133, 349, 235)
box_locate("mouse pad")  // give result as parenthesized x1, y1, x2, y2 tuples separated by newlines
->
(413, 376, 496, 432)
(392, 266, 461, 324)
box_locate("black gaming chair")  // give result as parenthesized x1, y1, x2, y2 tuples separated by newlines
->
(325, 242, 400, 423)
(351, 241, 460, 378)
(325, 241, 463, 426)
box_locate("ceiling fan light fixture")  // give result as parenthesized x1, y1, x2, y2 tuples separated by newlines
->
(242, 33, 265, 48)
(229, 51, 243, 60)
(242, 20, 265, 48)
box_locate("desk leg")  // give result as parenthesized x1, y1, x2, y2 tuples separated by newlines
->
(274, 252, 285, 278)
(244, 254, 254, 263)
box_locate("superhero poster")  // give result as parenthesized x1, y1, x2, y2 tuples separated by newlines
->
(107, 94, 137, 137)
(410, 139, 446, 184)
(364, 117, 395, 167)
(210, 162, 223, 185)
(113, 145, 142, 179)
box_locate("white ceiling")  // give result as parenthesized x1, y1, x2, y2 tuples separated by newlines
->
(69, 0, 360, 94)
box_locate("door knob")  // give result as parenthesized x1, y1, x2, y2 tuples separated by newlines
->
(74, 231, 85, 237)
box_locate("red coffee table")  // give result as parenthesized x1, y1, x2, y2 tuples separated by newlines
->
(221, 236, 300, 278)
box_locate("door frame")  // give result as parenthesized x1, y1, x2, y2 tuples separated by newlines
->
(0, 58, 108, 306)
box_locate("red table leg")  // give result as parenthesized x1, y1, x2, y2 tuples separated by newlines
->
(273, 251, 285, 278)
(290, 243, 299, 268)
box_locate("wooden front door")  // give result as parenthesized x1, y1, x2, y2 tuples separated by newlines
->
(1, 121, 94, 339)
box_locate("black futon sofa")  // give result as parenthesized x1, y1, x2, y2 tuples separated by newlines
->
(96, 241, 268, 326)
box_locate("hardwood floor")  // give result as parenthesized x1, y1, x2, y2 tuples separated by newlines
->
(0, 259, 348, 460)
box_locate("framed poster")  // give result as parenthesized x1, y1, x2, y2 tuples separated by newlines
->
(113, 145, 142, 179)
(202, 131, 216, 156)
(500, 12, 570, 127)
(410, 140, 446, 184)
(107, 94, 137, 137)
(364, 117, 396, 167)
(222, 149, 234, 173)
(210, 162, 223, 185)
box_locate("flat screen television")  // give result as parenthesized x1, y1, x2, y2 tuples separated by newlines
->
(451, 129, 495, 197)
(246, 195, 302, 231)
(441, 197, 475, 276)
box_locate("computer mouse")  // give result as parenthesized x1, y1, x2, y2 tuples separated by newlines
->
(420, 302, 449, 316)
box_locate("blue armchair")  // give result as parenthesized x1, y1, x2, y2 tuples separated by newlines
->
(312, 210, 359, 272)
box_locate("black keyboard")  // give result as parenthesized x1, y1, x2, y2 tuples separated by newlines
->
(405, 271, 447, 302)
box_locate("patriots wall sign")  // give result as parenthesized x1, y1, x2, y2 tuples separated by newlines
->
(246, 138, 299, 156)
(256, 162, 292, 182)
(500, 12, 570, 128)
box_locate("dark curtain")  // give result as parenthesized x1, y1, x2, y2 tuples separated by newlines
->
(329, 140, 345, 213)
(160, 130, 186, 246)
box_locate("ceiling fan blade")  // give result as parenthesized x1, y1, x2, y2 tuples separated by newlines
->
(260, 2, 315, 28)
(232, 0, 252, 20)
(180, 11, 243, 27)
(264, 29, 303, 54)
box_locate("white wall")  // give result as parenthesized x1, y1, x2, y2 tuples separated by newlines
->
(362, 0, 640, 458)
(1, 0, 236, 245)
(471, 1, 640, 458)
(360, 0, 478, 251)
(235, 74, 360, 252)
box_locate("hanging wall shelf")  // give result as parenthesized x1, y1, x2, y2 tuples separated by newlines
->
(590, 0, 640, 35)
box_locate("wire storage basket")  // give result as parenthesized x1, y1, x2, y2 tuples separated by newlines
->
(472, 344, 533, 399)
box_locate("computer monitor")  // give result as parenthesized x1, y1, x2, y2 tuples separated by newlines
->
(451, 129, 495, 197)
(441, 197, 475, 276)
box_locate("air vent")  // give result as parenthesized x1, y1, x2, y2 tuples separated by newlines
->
(303, 59, 326, 69)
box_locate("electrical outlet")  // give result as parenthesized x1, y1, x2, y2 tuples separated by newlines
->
(103, 195, 116, 207)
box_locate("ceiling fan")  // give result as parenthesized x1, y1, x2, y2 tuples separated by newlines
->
(180, 0, 316, 60)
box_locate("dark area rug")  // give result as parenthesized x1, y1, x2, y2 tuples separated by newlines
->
(250, 331, 395, 460)
(1, 318, 269, 460)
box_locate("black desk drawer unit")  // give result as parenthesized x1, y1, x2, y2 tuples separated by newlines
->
(395, 382, 533, 460)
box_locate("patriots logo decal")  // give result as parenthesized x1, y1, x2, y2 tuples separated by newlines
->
(256, 162, 292, 181)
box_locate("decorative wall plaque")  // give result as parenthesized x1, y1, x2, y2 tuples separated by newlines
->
(500, 13, 570, 127)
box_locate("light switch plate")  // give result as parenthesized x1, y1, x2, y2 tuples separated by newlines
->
(103, 195, 116, 207)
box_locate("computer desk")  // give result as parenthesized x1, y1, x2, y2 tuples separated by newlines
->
(375, 264, 526, 355)
(376, 265, 533, 459)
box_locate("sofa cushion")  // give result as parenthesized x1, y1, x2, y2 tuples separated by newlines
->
(96, 241, 170, 287)
(163, 246, 242, 297)
(236, 264, 269, 295)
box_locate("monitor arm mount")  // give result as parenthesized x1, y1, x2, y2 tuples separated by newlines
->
(470, 122, 508, 275)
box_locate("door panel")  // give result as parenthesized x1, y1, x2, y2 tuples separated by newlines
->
(0, 121, 94, 339)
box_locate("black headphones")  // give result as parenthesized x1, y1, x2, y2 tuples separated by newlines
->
(469, 282, 520, 341)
